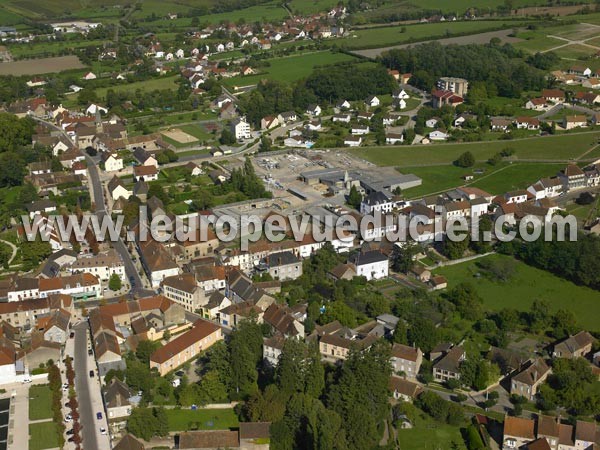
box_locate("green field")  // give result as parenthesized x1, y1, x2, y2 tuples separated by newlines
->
(165, 408, 239, 432)
(287, 0, 340, 14)
(410, 0, 567, 13)
(29, 421, 60, 450)
(28, 385, 53, 421)
(222, 51, 358, 87)
(349, 132, 600, 167)
(401, 162, 565, 198)
(434, 254, 600, 331)
(396, 420, 465, 450)
(334, 20, 525, 49)
(95, 76, 180, 99)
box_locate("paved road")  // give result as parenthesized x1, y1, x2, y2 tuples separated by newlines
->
(85, 154, 155, 298)
(73, 322, 98, 450)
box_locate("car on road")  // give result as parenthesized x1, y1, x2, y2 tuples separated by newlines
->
(96, 412, 102, 420)
(100, 427, 107, 435)
(66, 429, 74, 435)
(89, 370, 94, 378)
(65, 414, 72, 422)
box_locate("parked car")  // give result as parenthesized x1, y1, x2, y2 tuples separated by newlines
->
(66, 429, 74, 436)
(88, 348, 93, 356)
(96, 412, 102, 420)
(100, 427, 107, 435)
(65, 414, 72, 422)
(89, 370, 94, 378)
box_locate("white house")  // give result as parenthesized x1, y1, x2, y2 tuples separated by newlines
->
(351, 125, 370, 135)
(350, 251, 388, 281)
(365, 95, 380, 108)
(176, 49, 185, 58)
(360, 191, 394, 215)
(133, 165, 159, 182)
(86, 103, 108, 116)
(425, 118, 440, 128)
(69, 250, 125, 282)
(230, 118, 251, 140)
(386, 133, 404, 145)
(393, 89, 410, 100)
(344, 136, 362, 147)
(107, 176, 132, 201)
(83, 72, 97, 80)
(306, 104, 321, 116)
(332, 114, 351, 123)
(429, 130, 449, 141)
(396, 99, 407, 110)
(102, 153, 123, 172)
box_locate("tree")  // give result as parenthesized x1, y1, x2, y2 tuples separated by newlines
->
(229, 320, 263, 399)
(127, 407, 159, 441)
(390, 242, 418, 273)
(77, 88, 99, 105)
(346, 185, 362, 210)
(259, 135, 272, 152)
(219, 128, 236, 145)
(135, 340, 161, 364)
(108, 273, 122, 291)
(198, 370, 228, 403)
(455, 151, 475, 168)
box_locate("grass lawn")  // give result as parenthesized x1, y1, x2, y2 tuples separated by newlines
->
(222, 51, 357, 87)
(179, 124, 215, 142)
(396, 418, 464, 450)
(165, 408, 239, 432)
(95, 75, 180, 99)
(468, 162, 565, 194)
(28, 385, 53, 421)
(513, 34, 564, 53)
(29, 421, 60, 450)
(349, 131, 600, 167)
(401, 162, 565, 198)
(552, 44, 598, 59)
(434, 254, 600, 331)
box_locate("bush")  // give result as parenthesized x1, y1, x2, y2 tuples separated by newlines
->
(455, 151, 475, 168)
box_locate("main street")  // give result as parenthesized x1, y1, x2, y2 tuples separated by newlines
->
(73, 322, 100, 450)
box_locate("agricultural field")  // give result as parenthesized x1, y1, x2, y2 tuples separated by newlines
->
(337, 19, 526, 51)
(434, 254, 600, 331)
(407, 0, 580, 13)
(0, 55, 86, 75)
(287, 0, 340, 14)
(7, 38, 106, 59)
(349, 131, 600, 167)
(400, 162, 565, 198)
(222, 51, 358, 87)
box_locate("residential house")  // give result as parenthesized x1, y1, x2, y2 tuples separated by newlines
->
(431, 90, 463, 108)
(108, 176, 132, 201)
(563, 115, 588, 130)
(360, 191, 394, 215)
(260, 115, 279, 130)
(133, 165, 158, 182)
(344, 136, 362, 147)
(161, 273, 205, 313)
(386, 133, 404, 144)
(266, 251, 302, 281)
(515, 117, 540, 130)
(559, 164, 586, 191)
(138, 240, 180, 288)
(349, 250, 388, 281)
(432, 345, 465, 382)
(365, 95, 380, 108)
(542, 89, 565, 103)
(230, 117, 251, 140)
(390, 343, 423, 379)
(503, 416, 536, 450)
(150, 319, 222, 375)
(306, 104, 321, 116)
(263, 303, 304, 338)
(510, 358, 551, 401)
(388, 376, 423, 402)
(552, 331, 595, 359)
(70, 250, 125, 281)
(104, 378, 136, 421)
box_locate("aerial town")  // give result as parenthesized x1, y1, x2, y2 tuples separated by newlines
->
(0, 1, 599, 450)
